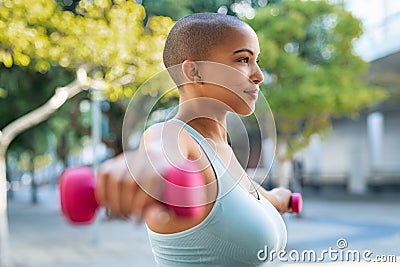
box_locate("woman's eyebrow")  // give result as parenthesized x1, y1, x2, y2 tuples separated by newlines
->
(233, 48, 254, 55)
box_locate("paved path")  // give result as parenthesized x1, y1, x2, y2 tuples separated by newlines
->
(8, 187, 156, 267)
(7, 186, 400, 267)
(280, 190, 400, 266)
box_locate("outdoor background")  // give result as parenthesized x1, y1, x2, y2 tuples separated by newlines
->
(0, 0, 399, 266)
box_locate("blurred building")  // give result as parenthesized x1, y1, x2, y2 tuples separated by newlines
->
(300, 0, 400, 194)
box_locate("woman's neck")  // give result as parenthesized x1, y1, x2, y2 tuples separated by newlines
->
(175, 100, 228, 143)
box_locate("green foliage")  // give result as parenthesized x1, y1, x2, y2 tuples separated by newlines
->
(0, 65, 74, 156)
(142, 0, 192, 20)
(0, 0, 174, 164)
(248, 0, 387, 157)
(142, 0, 236, 20)
(0, 0, 174, 98)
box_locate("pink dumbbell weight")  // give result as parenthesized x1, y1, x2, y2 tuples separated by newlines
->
(290, 192, 302, 214)
(59, 160, 207, 224)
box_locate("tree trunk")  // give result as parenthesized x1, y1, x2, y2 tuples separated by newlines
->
(0, 153, 10, 267)
(29, 150, 38, 205)
(275, 141, 293, 188)
(0, 79, 86, 266)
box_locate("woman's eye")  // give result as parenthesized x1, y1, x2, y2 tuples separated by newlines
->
(238, 57, 249, 63)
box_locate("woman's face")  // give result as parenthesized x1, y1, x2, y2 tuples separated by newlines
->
(197, 25, 264, 116)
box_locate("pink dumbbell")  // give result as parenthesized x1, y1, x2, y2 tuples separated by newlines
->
(290, 192, 302, 214)
(59, 160, 207, 224)
(59, 166, 98, 224)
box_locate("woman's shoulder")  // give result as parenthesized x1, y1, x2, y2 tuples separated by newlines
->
(144, 120, 188, 136)
(142, 120, 200, 158)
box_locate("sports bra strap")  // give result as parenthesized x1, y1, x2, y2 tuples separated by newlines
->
(170, 118, 225, 170)
(170, 118, 239, 196)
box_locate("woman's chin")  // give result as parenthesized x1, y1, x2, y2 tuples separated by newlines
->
(235, 105, 255, 116)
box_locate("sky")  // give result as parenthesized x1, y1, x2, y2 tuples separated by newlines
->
(344, 0, 400, 60)
(345, 0, 400, 27)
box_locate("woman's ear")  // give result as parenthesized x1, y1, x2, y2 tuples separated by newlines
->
(182, 60, 202, 83)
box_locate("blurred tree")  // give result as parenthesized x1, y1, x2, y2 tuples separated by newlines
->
(0, 67, 69, 155)
(141, 0, 192, 20)
(0, 65, 74, 204)
(55, 0, 81, 12)
(141, 0, 270, 20)
(248, 0, 387, 163)
(0, 0, 173, 265)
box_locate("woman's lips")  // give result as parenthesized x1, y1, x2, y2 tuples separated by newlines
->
(243, 89, 259, 99)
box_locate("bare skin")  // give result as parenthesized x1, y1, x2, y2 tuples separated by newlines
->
(95, 24, 292, 234)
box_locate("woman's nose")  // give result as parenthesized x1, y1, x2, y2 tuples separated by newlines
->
(251, 64, 264, 85)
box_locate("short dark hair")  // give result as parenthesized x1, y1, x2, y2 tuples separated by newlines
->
(163, 13, 248, 84)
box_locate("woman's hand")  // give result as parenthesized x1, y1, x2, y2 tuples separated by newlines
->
(258, 186, 292, 213)
(95, 151, 172, 224)
(268, 187, 293, 213)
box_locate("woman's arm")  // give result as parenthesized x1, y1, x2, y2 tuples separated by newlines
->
(95, 122, 190, 221)
(95, 121, 217, 233)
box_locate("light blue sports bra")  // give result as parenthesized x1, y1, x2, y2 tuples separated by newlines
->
(146, 119, 287, 266)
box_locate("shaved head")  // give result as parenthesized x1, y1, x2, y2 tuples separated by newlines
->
(163, 13, 249, 70)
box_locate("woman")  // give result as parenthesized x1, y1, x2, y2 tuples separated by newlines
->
(96, 13, 292, 266)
